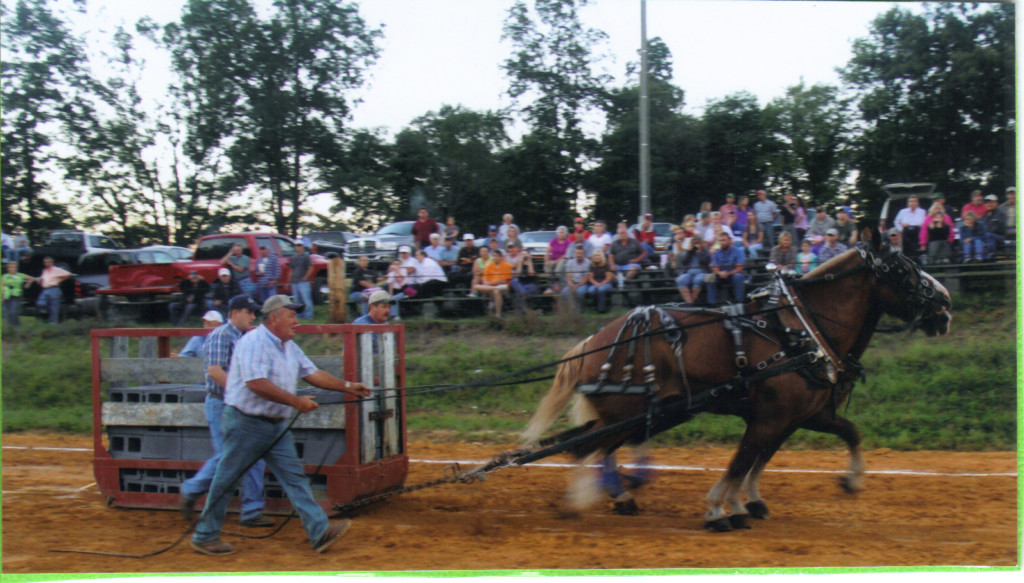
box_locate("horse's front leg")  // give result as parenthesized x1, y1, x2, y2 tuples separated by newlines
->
(800, 412, 864, 493)
(705, 422, 781, 531)
(740, 425, 798, 520)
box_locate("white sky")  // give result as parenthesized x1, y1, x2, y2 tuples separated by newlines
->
(61, 0, 922, 136)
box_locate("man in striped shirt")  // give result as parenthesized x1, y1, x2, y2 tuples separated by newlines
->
(191, 295, 371, 556)
(178, 295, 269, 527)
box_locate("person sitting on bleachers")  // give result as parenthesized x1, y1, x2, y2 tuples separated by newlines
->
(408, 249, 448, 299)
(741, 210, 764, 259)
(959, 211, 986, 262)
(424, 233, 445, 262)
(893, 196, 927, 260)
(768, 231, 797, 272)
(921, 204, 954, 265)
(834, 206, 859, 247)
(473, 248, 513, 318)
(707, 232, 746, 306)
(674, 234, 711, 304)
(960, 189, 987, 220)
(582, 250, 615, 313)
(806, 207, 836, 251)
(437, 235, 460, 274)
(817, 228, 848, 264)
(561, 244, 590, 311)
(796, 239, 818, 275)
(609, 221, 647, 285)
(545, 226, 572, 275)
(1000, 187, 1015, 239)
(980, 194, 1008, 259)
(467, 247, 491, 297)
(508, 240, 539, 313)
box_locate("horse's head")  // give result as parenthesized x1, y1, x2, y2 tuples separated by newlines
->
(861, 228, 952, 336)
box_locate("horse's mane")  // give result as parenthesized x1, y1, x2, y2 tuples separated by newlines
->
(801, 247, 861, 280)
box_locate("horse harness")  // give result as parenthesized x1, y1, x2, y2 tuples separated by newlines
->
(574, 246, 935, 439)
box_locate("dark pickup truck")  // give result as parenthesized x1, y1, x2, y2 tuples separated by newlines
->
(97, 233, 332, 313)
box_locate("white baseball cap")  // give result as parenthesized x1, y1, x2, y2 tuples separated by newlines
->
(398, 245, 412, 254)
(217, 267, 230, 277)
(201, 310, 224, 323)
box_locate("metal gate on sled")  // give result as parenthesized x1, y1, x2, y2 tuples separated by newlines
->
(90, 324, 406, 514)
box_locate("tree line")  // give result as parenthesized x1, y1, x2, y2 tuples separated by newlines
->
(1, 0, 1015, 246)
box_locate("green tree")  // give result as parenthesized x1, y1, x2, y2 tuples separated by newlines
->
(589, 37, 705, 223)
(164, 0, 382, 237)
(0, 0, 88, 241)
(699, 91, 773, 202)
(502, 0, 611, 219)
(762, 81, 851, 207)
(841, 3, 1015, 214)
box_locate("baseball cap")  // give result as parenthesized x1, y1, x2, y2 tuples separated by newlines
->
(840, 205, 852, 215)
(463, 233, 474, 240)
(984, 194, 999, 201)
(1005, 186, 1015, 193)
(228, 294, 261, 313)
(644, 212, 653, 219)
(261, 294, 304, 314)
(887, 227, 901, 237)
(488, 224, 498, 231)
(201, 310, 224, 323)
(367, 290, 395, 305)
(398, 245, 412, 254)
(826, 228, 839, 236)
(217, 267, 230, 277)
(574, 216, 584, 222)
(726, 193, 735, 199)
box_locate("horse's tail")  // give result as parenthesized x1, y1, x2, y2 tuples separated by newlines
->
(521, 337, 591, 445)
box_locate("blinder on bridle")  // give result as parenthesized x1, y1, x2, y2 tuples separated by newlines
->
(861, 247, 950, 328)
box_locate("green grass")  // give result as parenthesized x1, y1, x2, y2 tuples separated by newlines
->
(1, 298, 1018, 451)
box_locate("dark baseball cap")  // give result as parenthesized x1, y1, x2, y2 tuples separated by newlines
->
(228, 294, 261, 313)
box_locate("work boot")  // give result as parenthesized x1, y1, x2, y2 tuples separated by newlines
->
(313, 519, 352, 554)
(177, 495, 196, 522)
(190, 538, 235, 556)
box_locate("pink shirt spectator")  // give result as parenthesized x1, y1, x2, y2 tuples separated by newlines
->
(40, 265, 71, 288)
(548, 237, 571, 262)
(919, 214, 955, 248)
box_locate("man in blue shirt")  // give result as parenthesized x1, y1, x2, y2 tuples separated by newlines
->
(190, 295, 371, 556)
(174, 310, 223, 357)
(178, 296, 270, 527)
(708, 231, 746, 306)
(353, 290, 393, 325)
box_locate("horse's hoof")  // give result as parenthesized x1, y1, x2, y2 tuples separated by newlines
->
(621, 473, 650, 490)
(704, 518, 732, 532)
(728, 514, 752, 529)
(612, 498, 640, 516)
(838, 476, 860, 494)
(746, 500, 770, 519)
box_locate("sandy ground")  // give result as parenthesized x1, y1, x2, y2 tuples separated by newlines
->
(1, 432, 1019, 574)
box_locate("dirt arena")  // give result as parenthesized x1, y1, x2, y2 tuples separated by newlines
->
(1, 432, 1018, 573)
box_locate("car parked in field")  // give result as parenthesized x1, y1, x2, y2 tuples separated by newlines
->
(628, 222, 675, 252)
(518, 230, 558, 257)
(305, 231, 358, 257)
(140, 245, 193, 261)
(343, 221, 415, 261)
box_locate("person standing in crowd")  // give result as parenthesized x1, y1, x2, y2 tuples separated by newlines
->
(734, 196, 750, 230)
(444, 216, 459, 242)
(411, 207, 441, 250)
(768, 231, 798, 272)
(173, 310, 224, 358)
(817, 228, 847, 263)
(498, 213, 519, 242)
(34, 256, 71, 325)
(178, 295, 270, 531)
(170, 270, 212, 327)
(708, 232, 746, 306)
(207, 267, 242, 317)
(221, 244, 255, 298)
(2, 261, 34, 328)
(251, 246, 281, 302)
(793, 196, 809, 244)
(753, 190, 779, 247)
(288, 242, 315, 320)
(780, 192, 799, 242)
(353, 290, 394, 325)
(674, 235, 710, 304)
(893, 196, 926, 259)
(980, 194, 1008, 258)
(189, 295, 371, 556)
(719, 193, 738, 217)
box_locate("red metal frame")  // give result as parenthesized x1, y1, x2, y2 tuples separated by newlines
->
(91, 324, 407, 513)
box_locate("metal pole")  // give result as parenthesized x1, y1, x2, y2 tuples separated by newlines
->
(638, 0, 651, 224)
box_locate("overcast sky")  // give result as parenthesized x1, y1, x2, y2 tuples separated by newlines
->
(60, 0, 927, 136)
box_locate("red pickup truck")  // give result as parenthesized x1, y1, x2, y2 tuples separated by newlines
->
(97, 232, 331, 311)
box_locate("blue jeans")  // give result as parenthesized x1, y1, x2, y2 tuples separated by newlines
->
(181, 397, 266, 521)
(982, 232, 1002, 257)
(256, 282, 277, 303)
(36, 287, 62, 324)
(3, 297, 21, 327)
(168, 300, 197, 327)
(961, 238, 985, 260)
(291, 281, 314, 320)
(707, 273, 745, 305)
(674, 268, 706, 290)
(237, 277, 257, 299)
(349, 290, 369, 316)
(193, 406, 328, 546)
(583, 282, 613, 312)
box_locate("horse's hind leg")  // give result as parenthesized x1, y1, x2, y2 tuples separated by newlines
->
(800, 412, 864, 493)
(561, 450, 605, 517)
(740, 426, 798, 520)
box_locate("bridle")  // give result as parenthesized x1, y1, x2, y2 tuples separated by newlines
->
(856, 246, 950, 329)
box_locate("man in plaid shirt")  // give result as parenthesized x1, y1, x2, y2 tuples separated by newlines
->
(178, 295, 270, 527)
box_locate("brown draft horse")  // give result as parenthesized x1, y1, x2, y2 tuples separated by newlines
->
(522, 229, 953, 530)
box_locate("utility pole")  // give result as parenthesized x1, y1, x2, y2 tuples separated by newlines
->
(638, 0, 651, 224)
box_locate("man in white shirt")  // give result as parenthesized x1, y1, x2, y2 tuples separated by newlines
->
(584, 220, 614, 258)
(408, 249, 448, 298)
(893, 196, 927, 258)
